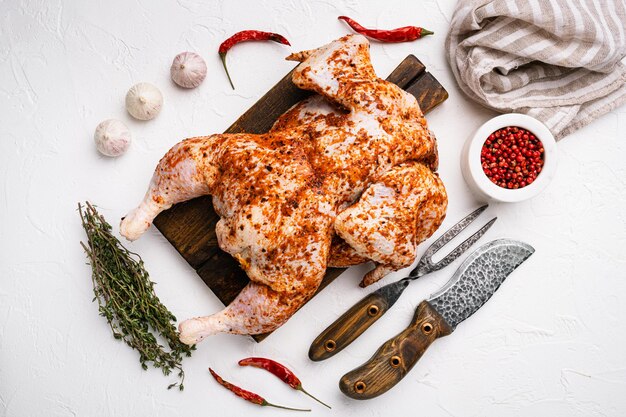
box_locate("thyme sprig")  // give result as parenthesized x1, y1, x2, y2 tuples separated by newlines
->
(79, 202, 194, 390)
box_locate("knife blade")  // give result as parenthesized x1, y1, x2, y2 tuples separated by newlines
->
(338, 238, 534, 400)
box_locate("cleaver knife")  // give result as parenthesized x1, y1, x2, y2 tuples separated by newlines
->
(339, 238, 534, 400)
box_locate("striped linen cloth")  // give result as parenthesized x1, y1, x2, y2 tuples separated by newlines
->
(446, 0, 626, 139)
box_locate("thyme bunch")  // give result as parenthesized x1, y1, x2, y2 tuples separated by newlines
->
(79, 202, 194, 390)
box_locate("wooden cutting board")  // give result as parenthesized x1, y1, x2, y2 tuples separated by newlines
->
(153, 55, 448, 341)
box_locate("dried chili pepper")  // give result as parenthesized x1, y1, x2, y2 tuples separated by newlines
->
(338, 16, 433, 43)
(238, 357, 331, 409)
(218, 30, 291, 89)
(209, 368, 310, 412)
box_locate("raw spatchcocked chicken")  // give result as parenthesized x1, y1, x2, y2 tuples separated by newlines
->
(120, 34, 447, 344)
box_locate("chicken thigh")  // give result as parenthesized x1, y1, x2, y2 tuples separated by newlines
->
(334, 162, 447, 287)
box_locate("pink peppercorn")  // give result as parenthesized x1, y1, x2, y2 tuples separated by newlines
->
(480, 126, 544, 189)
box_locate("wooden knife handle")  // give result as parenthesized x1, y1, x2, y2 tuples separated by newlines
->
(339, 300, 452, 400)
(308, 280, 409, 361)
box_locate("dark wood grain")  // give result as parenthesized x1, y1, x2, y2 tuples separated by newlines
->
(385, 56, 425, 93)
(309, 287, 396, 361)
(309, 279, 416, 361)
(153, 196, 219, 269)
(153, 55, 448, 342)
(196, 250, 250, 306)
(405, 72, 449, 114)
(339, 301, 452, 400)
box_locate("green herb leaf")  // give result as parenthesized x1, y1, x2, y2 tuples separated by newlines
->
(79, 202, 194, 390)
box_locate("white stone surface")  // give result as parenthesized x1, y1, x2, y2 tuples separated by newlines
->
(1, 1, 625, 416)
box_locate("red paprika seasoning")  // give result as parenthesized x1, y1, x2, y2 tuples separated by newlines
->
(480, 126, 545, 189)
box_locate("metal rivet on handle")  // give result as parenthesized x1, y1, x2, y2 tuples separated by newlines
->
(324, 339, 336, 352)
(367, 305, 380, 316)
(354, 381, 366, 393)
(390, 355, 402, 368)
(422, 322, 433, 334)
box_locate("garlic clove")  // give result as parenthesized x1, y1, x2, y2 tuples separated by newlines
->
(125, 82, 163, 120)
(171, 52, 207, 89)
(94, 119, 131, 157)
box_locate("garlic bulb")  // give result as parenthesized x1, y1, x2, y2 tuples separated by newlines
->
(171, 52, 207, 88)
(125, 82, 163, 120)
(94, 119, 131, 157)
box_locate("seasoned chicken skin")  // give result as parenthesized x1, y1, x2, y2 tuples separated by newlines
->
(334, 162, 447, 287)
(120, 35, 447, 343)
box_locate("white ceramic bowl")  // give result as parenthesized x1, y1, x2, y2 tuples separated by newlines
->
(461, 114, 557, 203)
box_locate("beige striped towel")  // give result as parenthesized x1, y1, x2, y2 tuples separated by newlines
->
(446, 0, 626, 139)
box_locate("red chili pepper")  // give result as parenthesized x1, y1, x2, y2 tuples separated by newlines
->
(238, 357, 331, 409)
(209, 368, 310, 412)
(218, 30, 291, 90)
(338, 16, 433, 43)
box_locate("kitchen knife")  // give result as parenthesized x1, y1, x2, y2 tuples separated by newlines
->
(309, 205, 495, 361)
(338, 238, 534, 399)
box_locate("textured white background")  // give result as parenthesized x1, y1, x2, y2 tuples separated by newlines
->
(1, 1, 626, 416)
